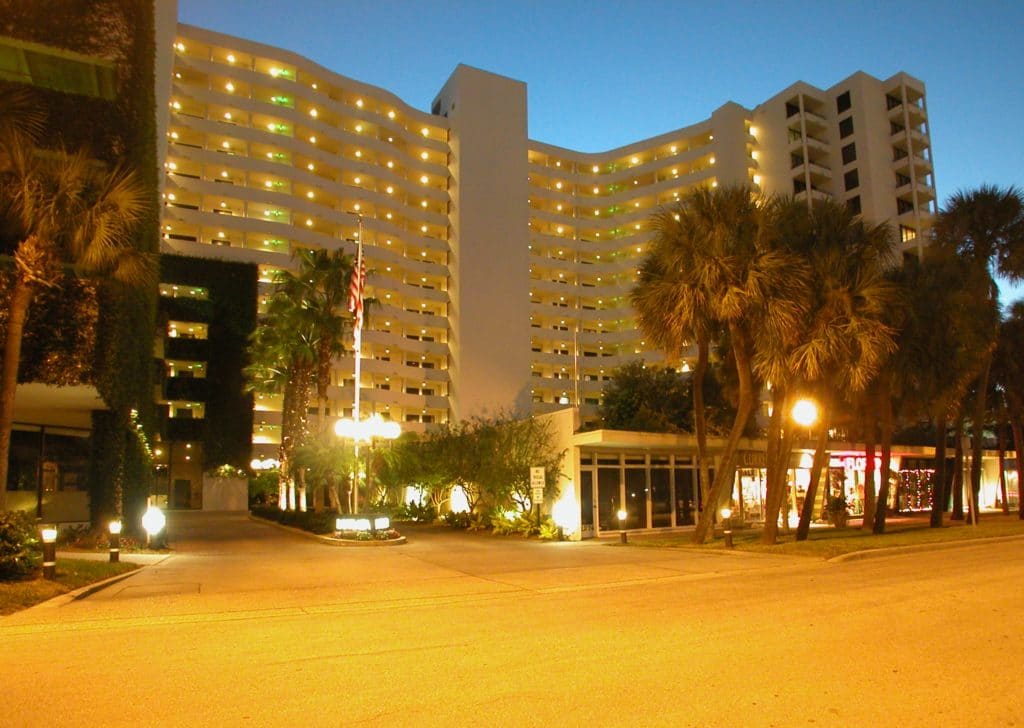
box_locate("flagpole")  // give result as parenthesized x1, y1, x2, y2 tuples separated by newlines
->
(353, 217, 363, 427)
(352, 217, 364, 513)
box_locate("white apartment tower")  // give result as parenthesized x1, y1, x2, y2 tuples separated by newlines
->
(157, 23, 935, 460)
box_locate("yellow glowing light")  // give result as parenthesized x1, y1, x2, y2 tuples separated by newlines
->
(305, 218, 313, 226)
(141, 506, 166, 536)
(41, 526, 58, 543)
(306, 191, 314, 199)
(309, 136, 316, 144)
(710, 156, 716, 164)
(175, 42, 185, 52)
(386, 186, 394, 194)
(420, 175, 429, 184)
(354, 176, 361, 184)
(355, 150, 362, 158)
(225, 82, 234, 92)
(307, 163, 315, 171)
(616, 509, 627, 522)
(355, 98, 363, 108)
(631, 156, 639, 164)
(309, 108, 318, 117)
(226, 53, 236, 63)
(355, 124, 363, 133)
(387, 110, 395, 119)
(670, 145, 678, 153)
(555, 181, 563, 190)
(109, 520, 123, 535)
(792, 398, 819, 427)
(721, 507, 732, 519)
(420, 127, 429, 137)
(269, 67, 281, 77)
(592, 165, 600, 173)
(753, 174, 762, 185)
(450, 485, 470, 513)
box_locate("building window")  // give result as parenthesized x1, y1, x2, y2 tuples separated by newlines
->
(836, 91, 851, 114)
(847, 196, 861, 216)
(839, 117, 854, 139)
(900, 225, 918, 243)
(897, 198, 914, 215)
(844, 169, 859, 191)
(793, 178, 807, 194)
(841, 143, 857, 165)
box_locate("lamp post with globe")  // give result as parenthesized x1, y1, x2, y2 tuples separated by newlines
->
(334, 413, 400, 513)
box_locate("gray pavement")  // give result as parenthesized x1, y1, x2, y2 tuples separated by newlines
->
(2, 511, 1022, 727)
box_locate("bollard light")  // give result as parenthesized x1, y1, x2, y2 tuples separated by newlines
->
(142, 505, 166, 548)
(40, 526, 58, 579)
(108, 520, 122, 563)
(721, 506, 734, 549)
(617, 508, 628, 544)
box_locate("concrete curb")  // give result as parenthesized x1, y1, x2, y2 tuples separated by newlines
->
(19, 554, 172, 612)
(249, 513, 407, 546)
(829, 533, 1024, 563)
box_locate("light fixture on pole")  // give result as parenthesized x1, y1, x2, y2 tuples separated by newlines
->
(334, 414, 400, 513)
(142, 502, 166, 548)
(617, 508, 628, 544)
(40, 526, 58, 579)
(108, 520, 122, 562)
(721, 507, 734, 548)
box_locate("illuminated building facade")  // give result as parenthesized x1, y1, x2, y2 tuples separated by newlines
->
(155, 19, 936, 463)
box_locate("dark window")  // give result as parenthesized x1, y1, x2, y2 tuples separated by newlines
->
(847, 196, 862, 216)
(793, 178, 807, 194)
(836, 91, 851, 114)
(785, 101, 800, 118)
(890, 121, 905, 135)
(897, 198, 914, 215)
(896, 173, 912, 187)
(839, 117, 854, 138)
(841, 143, 857, 165)
(844, 169, 859, 191)
(886, 93, 902, 110)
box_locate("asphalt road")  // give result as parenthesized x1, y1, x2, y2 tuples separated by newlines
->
(2, 512, 1021, 727)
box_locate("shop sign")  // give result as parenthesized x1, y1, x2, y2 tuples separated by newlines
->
(737, 451, 766, 468)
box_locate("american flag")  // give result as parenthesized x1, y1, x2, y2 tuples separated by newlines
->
(347, 255, 366, 330)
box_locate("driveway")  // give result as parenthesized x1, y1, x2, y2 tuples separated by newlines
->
(7, 511, 806, 627)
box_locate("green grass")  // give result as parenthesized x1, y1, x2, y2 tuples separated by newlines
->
(626, 514, 1024, 560)
(0, 558, 139, 616)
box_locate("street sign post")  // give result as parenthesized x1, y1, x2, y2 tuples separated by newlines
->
(530, 467, 545, 528)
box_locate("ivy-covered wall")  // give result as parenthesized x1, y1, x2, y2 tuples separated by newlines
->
(160, 255, 259, 471)
(1, 0, 160, 526)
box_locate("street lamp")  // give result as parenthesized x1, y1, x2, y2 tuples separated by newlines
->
(334, 413, 401, 512)
(617, 508, 628, 544)
(791, 398, 819, 429)
(108, 520, 122, 563)
(142, 503, 166, 548)
(40, 526, 58, 579)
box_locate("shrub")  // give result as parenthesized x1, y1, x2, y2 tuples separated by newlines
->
(392, 500, 437, 523)
(443, 511, 471, 529)
(0, 510, 42, 580)
(251, 505, 337, 534)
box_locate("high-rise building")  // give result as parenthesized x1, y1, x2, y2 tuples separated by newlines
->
(157, 21, 936, 464)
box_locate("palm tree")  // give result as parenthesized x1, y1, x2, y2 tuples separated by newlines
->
(935, 186, 1024, 519)
(633, 203, 720, 520)
(640, 185, 808, 544)
(889, 247, 995, 527)
(993, 302, 1024, 519)
(0, 145, 150, 512)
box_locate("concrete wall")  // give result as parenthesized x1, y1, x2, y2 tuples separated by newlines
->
(434, 65, 532, 420)
(202, 476, 248, 511)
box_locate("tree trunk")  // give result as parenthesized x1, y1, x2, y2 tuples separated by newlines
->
(762, 388, 793, 545)
(998, 418, 1009, 515)
(1013, 417, 1024, 520)
(692, 324, 755, 544)
(0, 279, 35, 512)
(951, 417, 965, 520)
(969, 355, 992, 523)
(796, 398, 830, 541)
(297, 468, 307, 512)
(930, 412, 947, 528)
(873, 388, 894, 534)
(862, 411, 876, 529)
(692, 337, 712, 532)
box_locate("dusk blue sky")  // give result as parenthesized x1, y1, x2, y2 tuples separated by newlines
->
(177, 0, 1024, 301)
